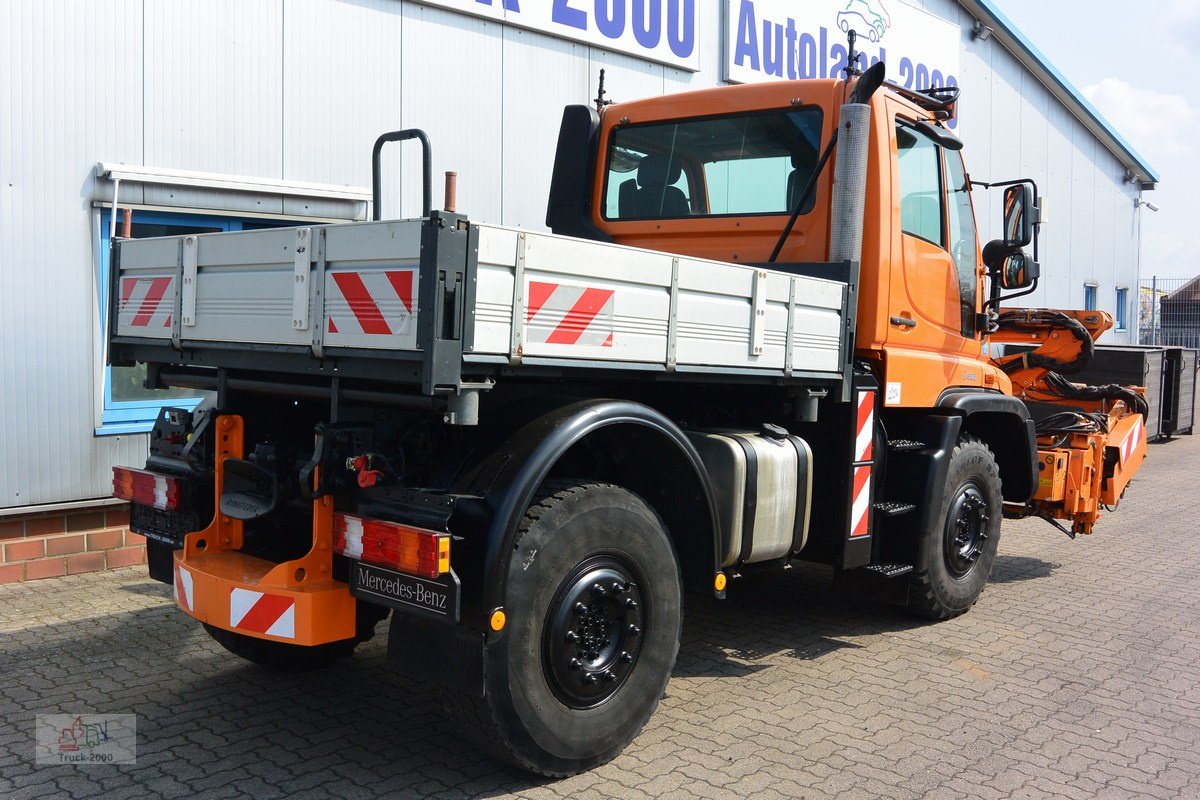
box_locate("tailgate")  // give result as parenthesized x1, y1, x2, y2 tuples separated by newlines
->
(112, 220, 425, 350)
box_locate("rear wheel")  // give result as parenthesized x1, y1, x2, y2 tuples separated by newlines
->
(444, 480, 682, 777)
(202, 601, 388, 670)
(907, 436, 1002, 620)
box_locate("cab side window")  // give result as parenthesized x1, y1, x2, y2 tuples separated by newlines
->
(944, 151, 979, 336)
(896, 124, 944, 246)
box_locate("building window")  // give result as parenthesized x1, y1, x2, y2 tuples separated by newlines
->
(96, 209, 305, 435)
(1084, 283, 1098, 311)
(1115, 287, 1128, 331)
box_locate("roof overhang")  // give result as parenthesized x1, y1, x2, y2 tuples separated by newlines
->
(95, 162, 371, 202)
(957, 0, 1159, 190)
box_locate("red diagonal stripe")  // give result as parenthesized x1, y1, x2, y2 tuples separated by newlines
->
(131, 277, 171, 327)
(526, 281, 558, 323)
(852, 464, 871, 499)
(385, 270, 414, 313)
(333, 272, 391, 335)
(852, 466, 872, 537)
(545, 288, 614, 345)
(120, 278, 137, 310)
(856, 392, 874, 434)
(235, 593, 294, 634)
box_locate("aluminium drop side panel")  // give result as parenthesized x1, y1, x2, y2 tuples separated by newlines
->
(674, 259, 787, 370)
(470, 225, 848, 374)
(186, 228, 312, 346)
(322, 220, 424, 351)
(114, 237, 180, 340)
(469, 225, 519, 356)
(520, 231, 672, 362)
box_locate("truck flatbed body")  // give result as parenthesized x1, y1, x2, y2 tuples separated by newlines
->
(109, 214, 856, 400)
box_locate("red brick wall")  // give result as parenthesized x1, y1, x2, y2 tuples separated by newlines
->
(0, 503, 145, 584)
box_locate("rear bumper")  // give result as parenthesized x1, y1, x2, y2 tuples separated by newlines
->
(173, 549, 357, 646)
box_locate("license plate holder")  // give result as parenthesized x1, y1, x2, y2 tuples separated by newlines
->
(348, 561, 460, 624)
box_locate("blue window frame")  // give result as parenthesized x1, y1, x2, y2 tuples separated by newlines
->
(1084, 284, 1098, 312)
(1115, 287, 1128, 331)
(96, 209, 303, 435)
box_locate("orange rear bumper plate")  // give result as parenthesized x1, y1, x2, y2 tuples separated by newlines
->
(173, 551, 357, 646)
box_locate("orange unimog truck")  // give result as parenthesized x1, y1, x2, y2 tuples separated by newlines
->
(109, 59, 1148, 775)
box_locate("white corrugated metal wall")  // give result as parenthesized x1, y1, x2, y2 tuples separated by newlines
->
(923, 0, 1143, 329)
(0, 0, 1143, 509)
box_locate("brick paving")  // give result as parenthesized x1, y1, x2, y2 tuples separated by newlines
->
(1, 434, 1199, 799)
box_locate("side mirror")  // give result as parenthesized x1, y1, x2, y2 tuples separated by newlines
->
(999, 251, 1040, 290)
(1001, 184, 1034, 248)
(982, 183, 1038, 272)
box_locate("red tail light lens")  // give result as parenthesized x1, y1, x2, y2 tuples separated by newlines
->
(112, 466, 181, 512)
(332, 513, 450, 579)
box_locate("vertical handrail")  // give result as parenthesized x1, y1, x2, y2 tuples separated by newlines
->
(371, 129, 433, 220)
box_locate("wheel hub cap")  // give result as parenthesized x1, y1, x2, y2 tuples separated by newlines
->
(944, 483, 990, 579)
(544, 556, 644, 708)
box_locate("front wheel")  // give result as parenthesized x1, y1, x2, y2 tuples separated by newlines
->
(907, 436, 1002, 620)
(444, 480, 682, 777)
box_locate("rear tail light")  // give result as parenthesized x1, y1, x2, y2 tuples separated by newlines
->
(333, 513, 450, 579)
(112, 466, 182, 512)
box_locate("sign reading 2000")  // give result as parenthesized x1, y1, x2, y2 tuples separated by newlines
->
(415, 0, 700, 71)
(725, 0, 962, 125)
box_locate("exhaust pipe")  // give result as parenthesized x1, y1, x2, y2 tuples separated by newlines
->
(828, 102, 871, 265)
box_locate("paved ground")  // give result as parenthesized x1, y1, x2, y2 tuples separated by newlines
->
(2, 435, 1199, 800)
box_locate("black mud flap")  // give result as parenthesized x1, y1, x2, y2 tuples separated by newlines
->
(146, 539, 176, 585)
(387, 613, 486, 697)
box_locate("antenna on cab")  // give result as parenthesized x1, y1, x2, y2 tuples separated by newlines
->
(595, 68, 613, 112)
(844, 29, 862, 77)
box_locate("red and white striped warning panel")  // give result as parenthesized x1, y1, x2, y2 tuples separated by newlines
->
(526, 280, 615, 349)
(854, 390, 875, 463)
(173, 564, 194, 613)
(850, 465, 873, 538)
(1120, 418, 1144, 464)
(119, 276, 175, 330)
(325, 269, 416, 337)
(229, 588, 296, 639)
(849, 390, 876, 539)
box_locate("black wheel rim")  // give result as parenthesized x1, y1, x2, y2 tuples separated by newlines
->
(543, 554, 645, 709)
(943, 480, 991, 579)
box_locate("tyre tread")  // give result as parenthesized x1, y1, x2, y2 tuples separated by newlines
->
(443, 479, 630, 777)
(906, 434, 1001, 621)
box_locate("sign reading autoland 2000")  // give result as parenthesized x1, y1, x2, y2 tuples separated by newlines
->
(413, 0, 701, 71)
(725, 0, 961, 123)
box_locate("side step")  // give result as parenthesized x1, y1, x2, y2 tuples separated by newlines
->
(873, 501, 917, 517)
(865, 563, 914, 578)
(887, 439, 925, 453)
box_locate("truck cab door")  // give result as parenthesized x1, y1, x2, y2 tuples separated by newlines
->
(883, 113, 982, 406)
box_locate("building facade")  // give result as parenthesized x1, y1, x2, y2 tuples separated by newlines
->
(0, 0, 1158, 579)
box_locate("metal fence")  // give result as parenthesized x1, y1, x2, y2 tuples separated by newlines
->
(1139, 276, 1200, 348)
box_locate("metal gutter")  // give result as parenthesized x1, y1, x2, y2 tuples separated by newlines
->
(96, 162, 371, 202)
(957, 0, 1160, 188)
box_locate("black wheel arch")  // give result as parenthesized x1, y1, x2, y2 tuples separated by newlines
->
(937, 389, 1038, 503)
(449, 398, 721, 627)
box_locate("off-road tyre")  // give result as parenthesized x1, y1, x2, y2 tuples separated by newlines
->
(907, 435, 1002, 620)
(202, 600, 388, 670)
(443, 480, 683, 777)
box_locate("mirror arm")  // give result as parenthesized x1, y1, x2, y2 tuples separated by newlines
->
(984, 276, 1040, 313)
